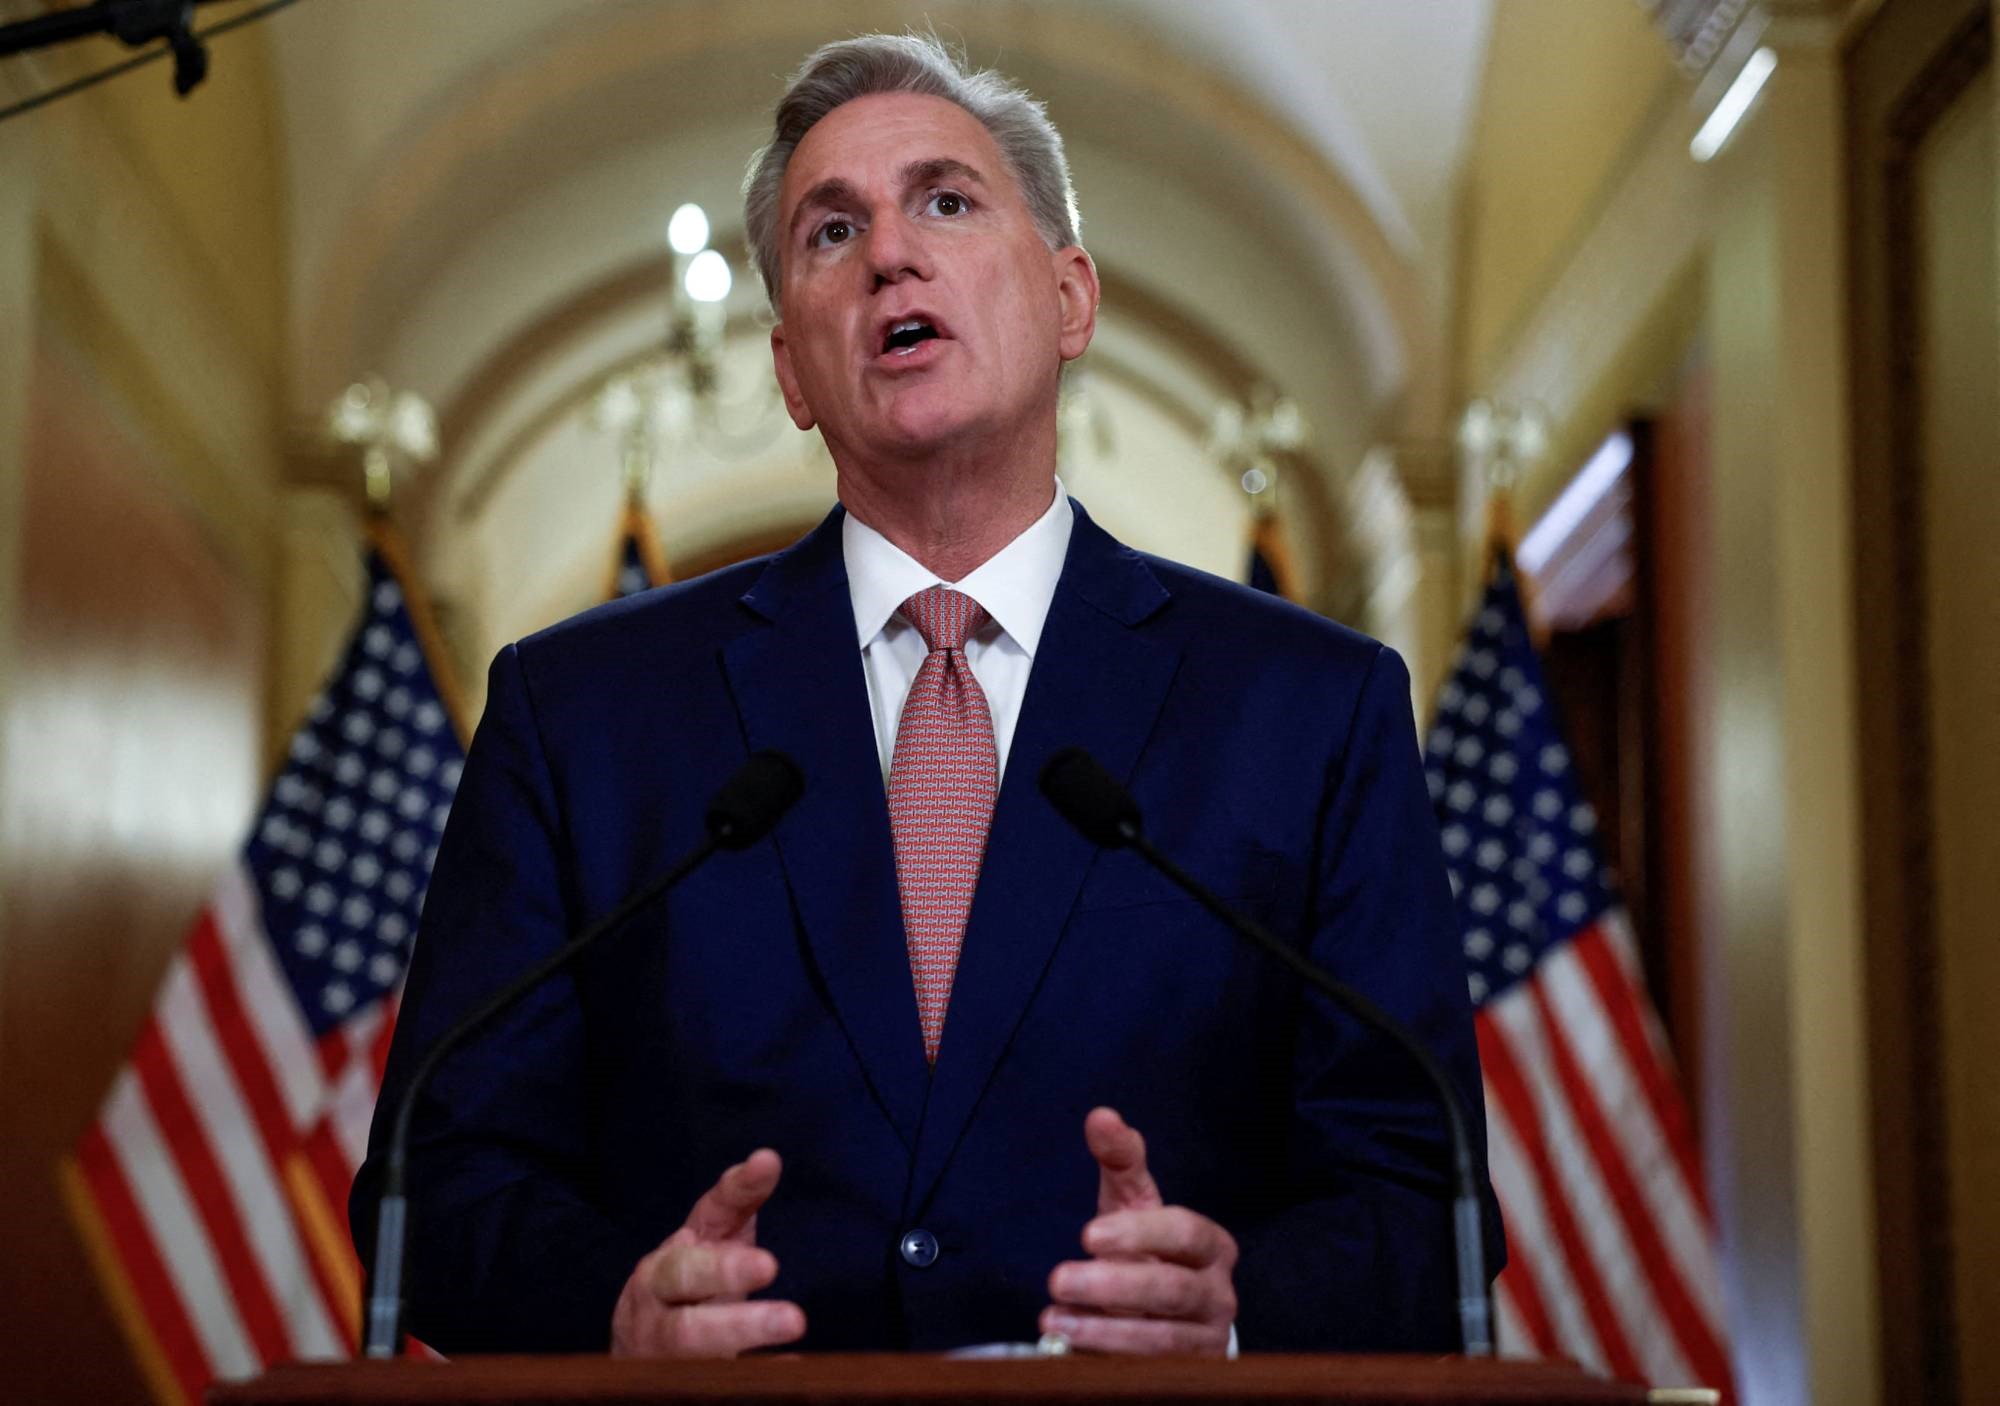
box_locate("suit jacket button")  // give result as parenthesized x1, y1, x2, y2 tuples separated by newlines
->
(899, 1229, 940, 1268)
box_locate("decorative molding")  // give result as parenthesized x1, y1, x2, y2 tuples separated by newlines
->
(1861, 6, 1990, 1402)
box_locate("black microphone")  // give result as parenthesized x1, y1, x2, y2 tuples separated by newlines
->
(362, 749, 804, 1357)
(1039, 747, 1494, 1357)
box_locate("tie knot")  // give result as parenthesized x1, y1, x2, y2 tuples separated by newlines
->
(901, 586, 988, 653)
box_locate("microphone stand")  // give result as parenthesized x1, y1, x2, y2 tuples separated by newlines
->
(1040, 748, 1492, 1357)
(364, 835, 719, 1357)
(1116, 825, 1493, 1357)
(363, 750, 802, 1358)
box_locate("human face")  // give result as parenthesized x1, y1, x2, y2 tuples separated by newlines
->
(769, 92, 1097, 470)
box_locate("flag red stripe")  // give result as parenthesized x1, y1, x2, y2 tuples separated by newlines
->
(76, 1123, 214, 1402)
(130, 1019, 294, 1366)
(1571, 924, 1711, 1218)
(1524, 976, 1728, 1388)
(316, 1028, 348, 1082)
(1492, 1232, 1561, 1356)
(187, 915, 296, 1160)
(1475, 1011, 1644, 1382)
(304, 1120, 360, 1243)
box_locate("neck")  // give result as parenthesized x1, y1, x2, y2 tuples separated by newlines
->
(835, 432, 1057, 582)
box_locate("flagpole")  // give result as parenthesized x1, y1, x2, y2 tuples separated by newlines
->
(1481, 460, 1548, 652)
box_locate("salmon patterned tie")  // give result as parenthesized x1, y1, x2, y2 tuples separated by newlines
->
(888, 586, 999, 1064)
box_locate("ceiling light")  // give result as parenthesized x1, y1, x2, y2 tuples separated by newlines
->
(684, 249, 733, 303)
(1690, 46, 1776, 163)
(667, 203, 710, 255)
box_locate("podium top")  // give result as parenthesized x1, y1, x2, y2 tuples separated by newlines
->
(211, 1353, 1652, 1404)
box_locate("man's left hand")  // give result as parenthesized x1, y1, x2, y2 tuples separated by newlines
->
(1040, 1106, 1238, 1355)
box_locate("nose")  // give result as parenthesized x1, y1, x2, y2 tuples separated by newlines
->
(865, 210, 930, 288)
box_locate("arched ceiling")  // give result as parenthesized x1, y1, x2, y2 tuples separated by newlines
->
(263, 0, 1491, 428)
(256, 0, 1494, 620)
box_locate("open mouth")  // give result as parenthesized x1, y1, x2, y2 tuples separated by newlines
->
(881, 318, 942, 355)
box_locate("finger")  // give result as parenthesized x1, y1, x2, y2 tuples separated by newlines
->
(1038, 1306, 1229, 1357)
(648, 1300, 807, 1358)
(1084, 1207, 1238, 1270)
(1047, 1258, 1234, 1325)
(682, 1149, 783, 1241)
(646, 1240, 780, 1306)
(1085, 1107, 1161, 1213)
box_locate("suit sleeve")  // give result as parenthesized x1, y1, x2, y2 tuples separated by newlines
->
(351, 643, 654, 1352)
(1232, 644, 1505, 1351)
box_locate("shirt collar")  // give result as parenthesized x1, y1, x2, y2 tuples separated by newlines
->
(843, 479, 1073, 656)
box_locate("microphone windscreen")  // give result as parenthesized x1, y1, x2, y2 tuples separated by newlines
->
(706, 750, 805, 848)
(1039, 747, 1141, 848)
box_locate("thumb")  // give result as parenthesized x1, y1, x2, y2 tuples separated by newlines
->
(1086, 1106, 1162, 1214)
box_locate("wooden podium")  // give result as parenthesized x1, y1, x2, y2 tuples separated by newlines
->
(212, 1353, 1655, 1404)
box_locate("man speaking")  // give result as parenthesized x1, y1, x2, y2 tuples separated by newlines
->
(356, 33, 1500, 1358)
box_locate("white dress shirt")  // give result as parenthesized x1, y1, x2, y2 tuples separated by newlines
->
(844, 481, 1073, 783)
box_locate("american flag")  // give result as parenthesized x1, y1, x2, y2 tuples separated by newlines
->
(1422, 558, 1733, 1397)
(610, 497, 671, 599)
(62, 537, 464, 1406)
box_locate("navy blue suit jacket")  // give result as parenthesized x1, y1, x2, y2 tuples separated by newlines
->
(355, 501, 1501, 1354)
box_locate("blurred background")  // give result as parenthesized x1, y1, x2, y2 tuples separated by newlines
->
(0, 1, 1992, 1403)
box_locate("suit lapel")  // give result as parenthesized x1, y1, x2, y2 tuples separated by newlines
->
(721, 510, 928, 1152)
(905, 504, 1181, 1218)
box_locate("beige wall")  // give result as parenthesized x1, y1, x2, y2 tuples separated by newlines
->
(0, 24, 291, 1404)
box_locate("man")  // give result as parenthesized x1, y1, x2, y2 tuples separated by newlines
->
(357, 34, 1499, 1358)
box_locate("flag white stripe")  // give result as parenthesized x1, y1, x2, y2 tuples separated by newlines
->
(1491, 988, 1697, 1386)
(215, 864, 324, 1128)
(1480, 1047, 1608, 1372)
(328, 1060, 377, 1172)
(103, 1071, 259, 1381)
(1490, 1272, 1535, 1359)
(1542, 942, 1728, 1338)
(157, 956, 345, 1360)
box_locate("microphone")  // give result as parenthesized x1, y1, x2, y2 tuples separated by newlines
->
(1039, 747, 1494, 1357)
(362, 749, 804, 1358)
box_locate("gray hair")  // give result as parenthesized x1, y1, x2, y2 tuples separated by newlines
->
(742, 33, 1081, 304)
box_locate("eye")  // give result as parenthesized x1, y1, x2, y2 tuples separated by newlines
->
(926, 190, 969, 217)
(811, 219, 854, 249)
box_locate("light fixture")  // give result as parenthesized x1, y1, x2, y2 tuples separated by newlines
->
(1690, 46, 1776, 162)
(1207, 387, 1309, 500)
(326, 378, 438, 508)
(666, 203, 710, 255)
(683, 249, 733, 304)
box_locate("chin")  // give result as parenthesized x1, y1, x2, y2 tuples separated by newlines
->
(870, 395, 982, 456)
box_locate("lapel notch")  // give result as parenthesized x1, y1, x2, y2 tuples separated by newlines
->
(722, 509, 929, 1152)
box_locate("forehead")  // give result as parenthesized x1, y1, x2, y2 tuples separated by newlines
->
(781, 92, 1011, 207)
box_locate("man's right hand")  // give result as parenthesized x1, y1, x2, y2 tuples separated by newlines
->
(610, 1148, 807, 1356)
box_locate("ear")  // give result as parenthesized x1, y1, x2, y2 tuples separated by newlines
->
(1053, 245, 1100, 363)
(769, 323, 817, 431)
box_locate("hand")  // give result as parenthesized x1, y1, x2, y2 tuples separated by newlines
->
(1040, 1107, 1238, 1356)
(610, 1148, 808, 1356)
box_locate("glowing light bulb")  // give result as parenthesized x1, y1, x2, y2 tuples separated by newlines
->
(684, 249, 733, 303)
(667, 203, 710, 255)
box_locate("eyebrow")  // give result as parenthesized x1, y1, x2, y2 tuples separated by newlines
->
(787, 157, 991, 239)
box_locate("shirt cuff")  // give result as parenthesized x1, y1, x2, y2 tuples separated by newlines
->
(1227, 1322, 1239, 1359)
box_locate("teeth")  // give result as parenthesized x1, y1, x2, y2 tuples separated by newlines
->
(892, 320, 925, 334)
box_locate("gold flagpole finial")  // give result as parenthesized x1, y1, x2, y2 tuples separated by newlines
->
(1458, 398, 1545, 582)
